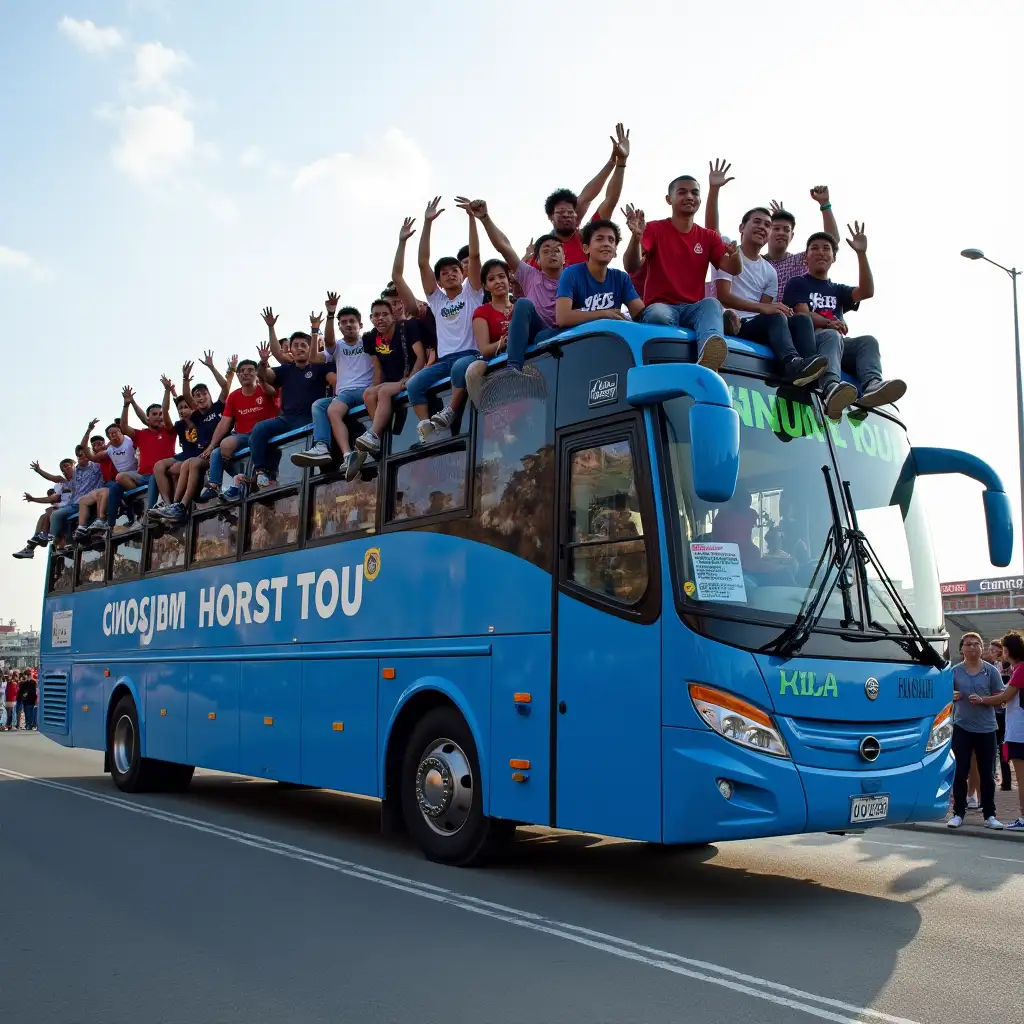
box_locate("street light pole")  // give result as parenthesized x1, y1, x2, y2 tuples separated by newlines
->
(962, 248, 1023, 567)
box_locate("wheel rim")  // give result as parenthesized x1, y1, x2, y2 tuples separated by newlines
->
(112, 714, 135, 775)
(414, 737, 473, 837)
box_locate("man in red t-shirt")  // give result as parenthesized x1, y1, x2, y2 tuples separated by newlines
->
(623, 172, 742, 372)
(198, 358, 277, 501)
(114, 379, 178, 514)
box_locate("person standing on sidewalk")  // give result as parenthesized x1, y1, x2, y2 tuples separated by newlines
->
(990, 638, 1014, 791)
(948, 632, 1004, 830)
(4, 673, 17, 730)
(22, 673, 38, 730)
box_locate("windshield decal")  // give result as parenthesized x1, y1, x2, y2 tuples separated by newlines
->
(690, 542, 747, 603)
(779, 669, 839, 697)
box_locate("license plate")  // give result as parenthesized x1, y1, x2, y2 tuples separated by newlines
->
(850, 794, 889, 824)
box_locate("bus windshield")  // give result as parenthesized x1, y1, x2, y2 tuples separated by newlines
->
(661, 373, 941, 635)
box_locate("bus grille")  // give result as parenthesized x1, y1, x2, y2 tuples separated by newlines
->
(41, 672, 69, 734)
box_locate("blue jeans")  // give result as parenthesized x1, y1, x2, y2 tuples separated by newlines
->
(14, 700, 23, 728)
(104, 474, 152, 526)
(25, 705, 37, 729)
(506, 300, 559, 371)
(49, 505, 77, 539)
(312, 393, 363, 445)
(813, 330, 884, 390)
(407, 351, 481, 407)
(209, 432, 251, 489)
(249, 414, 309, 471)
(641, 297, 725, 357)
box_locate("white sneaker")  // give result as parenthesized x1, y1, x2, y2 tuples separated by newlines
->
(985, 816, 1004, 830)
(1005, 817, 1024, 831)
(967, 795, 980, 810)
(416, 419, 436, 444)
(430, 405, 457, 430)
(947, 815, 963, 828)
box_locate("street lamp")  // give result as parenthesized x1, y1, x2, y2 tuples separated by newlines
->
(961, 247, 1023, 565)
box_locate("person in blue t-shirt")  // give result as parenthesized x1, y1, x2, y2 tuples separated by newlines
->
(781, 224, 906, 421)
(555, 219, 645, 328)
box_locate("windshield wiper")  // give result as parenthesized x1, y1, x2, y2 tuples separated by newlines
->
(761, 466, 857, 658)
(841, 480, 946, 669)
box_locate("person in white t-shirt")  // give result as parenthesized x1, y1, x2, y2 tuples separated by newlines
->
(392, 197, 484, 443)
(711, 207, 827, 387)
(78, 420, 141, 530)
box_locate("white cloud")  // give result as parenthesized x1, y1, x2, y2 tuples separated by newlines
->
(292, 129, 430, 201)
(132, 41, 189, 94)
(0, 246, 49, 281)
(58, 16, 125, 54)
(112, 105, 195, 182)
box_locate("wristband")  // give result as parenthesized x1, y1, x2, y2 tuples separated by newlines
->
(819, 203, 832, 211)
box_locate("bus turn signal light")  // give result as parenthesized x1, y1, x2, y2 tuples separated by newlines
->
(511, 773, 527, 783)
(382, 667, 396, 680)
(509, 759, 531, 770)
(513, 692, 531, 703)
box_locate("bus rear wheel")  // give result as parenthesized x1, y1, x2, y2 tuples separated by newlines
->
(400, 706, 513, 866)
(108, 695, 193, 793)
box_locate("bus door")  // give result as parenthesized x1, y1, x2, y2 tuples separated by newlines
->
(554, 416, 662, 841)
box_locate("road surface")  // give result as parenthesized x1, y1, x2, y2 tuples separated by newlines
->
(1, 732, 1019, 1024)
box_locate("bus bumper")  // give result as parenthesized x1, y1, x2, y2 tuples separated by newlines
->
(662, 727, 954, 845)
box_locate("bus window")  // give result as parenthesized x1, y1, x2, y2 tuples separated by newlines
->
(110, 533, 143, 581)
(565, 438, 648, 604)
(389, 447, 467, 523)
(49, 552, 74, 593)
(192, 509, 239, 565)
(147, 523, 186, 573)
(309, 473, 378, 542)
(77, 546, 106, 587)
(246, 492, 300, 552)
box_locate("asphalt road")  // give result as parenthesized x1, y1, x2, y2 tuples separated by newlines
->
(1, 733, 1020, 1024)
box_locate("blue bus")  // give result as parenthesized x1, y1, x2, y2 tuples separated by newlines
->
(37, 323, 1012, 864)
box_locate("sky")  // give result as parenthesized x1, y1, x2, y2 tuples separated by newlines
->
(1, 0, 1021, 629)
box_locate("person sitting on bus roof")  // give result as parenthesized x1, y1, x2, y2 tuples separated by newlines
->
(12, 486, 62, 559)
(349, 297, 426, 460)
(77, 418, 140, 530)
(554, 219, 645, 328)
(392, 197, 485, 444)
(152, 355, 235, 523)
(782, 224, 906, 421)
(764, 187, 840, 302)
(383, 282, 437, 366)
(622, 170, 742, 372)
(61, 446, 105, 547)
(292, 297, 377, 480)
(198, 358, 277, 502)
(250, 313, 333, 489)
(458, 197, 564, 402)
(711, 207, 827, 387)
(536, 125, 629, 268)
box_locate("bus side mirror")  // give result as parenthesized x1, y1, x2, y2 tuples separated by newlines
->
(911, 446, 1013, 567)
(627, 364, 739, 504)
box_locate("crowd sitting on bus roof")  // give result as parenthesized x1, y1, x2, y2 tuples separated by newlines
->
(13, 126, 907, 559)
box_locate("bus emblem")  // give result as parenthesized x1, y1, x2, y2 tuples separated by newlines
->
(363, 547, 381, 582)
(864, 677, 880, 700)
(589, 374, 619, 407)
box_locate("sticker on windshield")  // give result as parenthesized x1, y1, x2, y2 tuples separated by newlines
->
(683, 580, 696, 597)
(689, 542, 747, 603)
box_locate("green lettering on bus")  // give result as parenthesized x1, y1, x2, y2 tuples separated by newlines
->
(780, 669, 800, 695)
(753, 390, 779, 432)
(779, 397, 803, 439)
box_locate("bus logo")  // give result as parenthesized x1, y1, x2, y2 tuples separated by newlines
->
(589, 374, 618, 407)
(864, 677, 880, 700)
(364, 547, 381, 582)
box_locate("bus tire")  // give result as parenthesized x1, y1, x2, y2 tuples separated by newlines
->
(107, 695, 165, 794)
(401, 706, 508, 866)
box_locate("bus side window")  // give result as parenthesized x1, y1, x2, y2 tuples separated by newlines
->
(564, 438, 648, 605)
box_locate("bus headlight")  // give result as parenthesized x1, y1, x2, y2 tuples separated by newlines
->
(925, 703, 954, 752)
(689, 684, 790, 759)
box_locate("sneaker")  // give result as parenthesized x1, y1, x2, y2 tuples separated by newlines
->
(696, 334, 728, 373)
(822, 381, 858, 421)
(1005, 817, 1024, 831)
(343, 450, 366, 482)
(465, 359, 489, 407)
(355, 429, 381, 454)
(164, 502, 188, 522)
(785, 355, 828, 388)
(967, 795, 980, 810)
(291, 441, 333, 467)
(219, 485, 242, 502)
(87, 518, 109, 533)
(29, 532, 48, 547)
(71, 527, 89, 543)
(12, 546, 34, 560)
(723, 310, 742, 337)
(985, 815, 1004, 830)
(254, 471, 275, 489)
(946, 814, 963, 829)
(858, 378, 907, 409)
(147, 503, 175, 521)
(416, 419, 436, 444)
(430, 405, 458, 430)
(198, 484, 220, 503)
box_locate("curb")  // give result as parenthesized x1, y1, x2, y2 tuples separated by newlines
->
(892, 822, 1024, 845)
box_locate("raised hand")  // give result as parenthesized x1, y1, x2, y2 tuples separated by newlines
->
(310, 310, 324, 332)
(30, 460, 40, 473)
(810, 185, 830, 206)
(769, 199, 784, 216)
(621, 204, 645, 238)
(325, 291, 340, 312)
(611, 123, 630, 164)
(709, 158, 734, 189)
(455, 196, 488, 219)
(261, 306, 278, 327)
(202, 349, 216, 368)
(183, 360, 194, 382)
(522, 238, 535, 263)
(257, 341, 272, 363)
(87, 417, 100, 431)
(121, 385, 135, 403)
(227, 353, 238, 372)
(846, 221, 867, 253)
(399, 217, 417, 242)
(23, 492, 33, 503)
(160, 374, 174, 392)
(424, 196, 444, 222)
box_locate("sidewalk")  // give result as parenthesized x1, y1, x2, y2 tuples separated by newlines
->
(896, 778, 1024, 842)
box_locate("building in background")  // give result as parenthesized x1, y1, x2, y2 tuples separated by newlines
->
(0, 623, 41, 670)
(941, 576, 1024, 653)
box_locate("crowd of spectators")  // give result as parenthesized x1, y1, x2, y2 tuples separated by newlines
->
(1, 669, 38, 731)
(13, 127, 907, 559)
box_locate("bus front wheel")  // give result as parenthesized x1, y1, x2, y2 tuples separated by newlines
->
(401, 706, 513, 866)
(108, 695, 193, 793)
